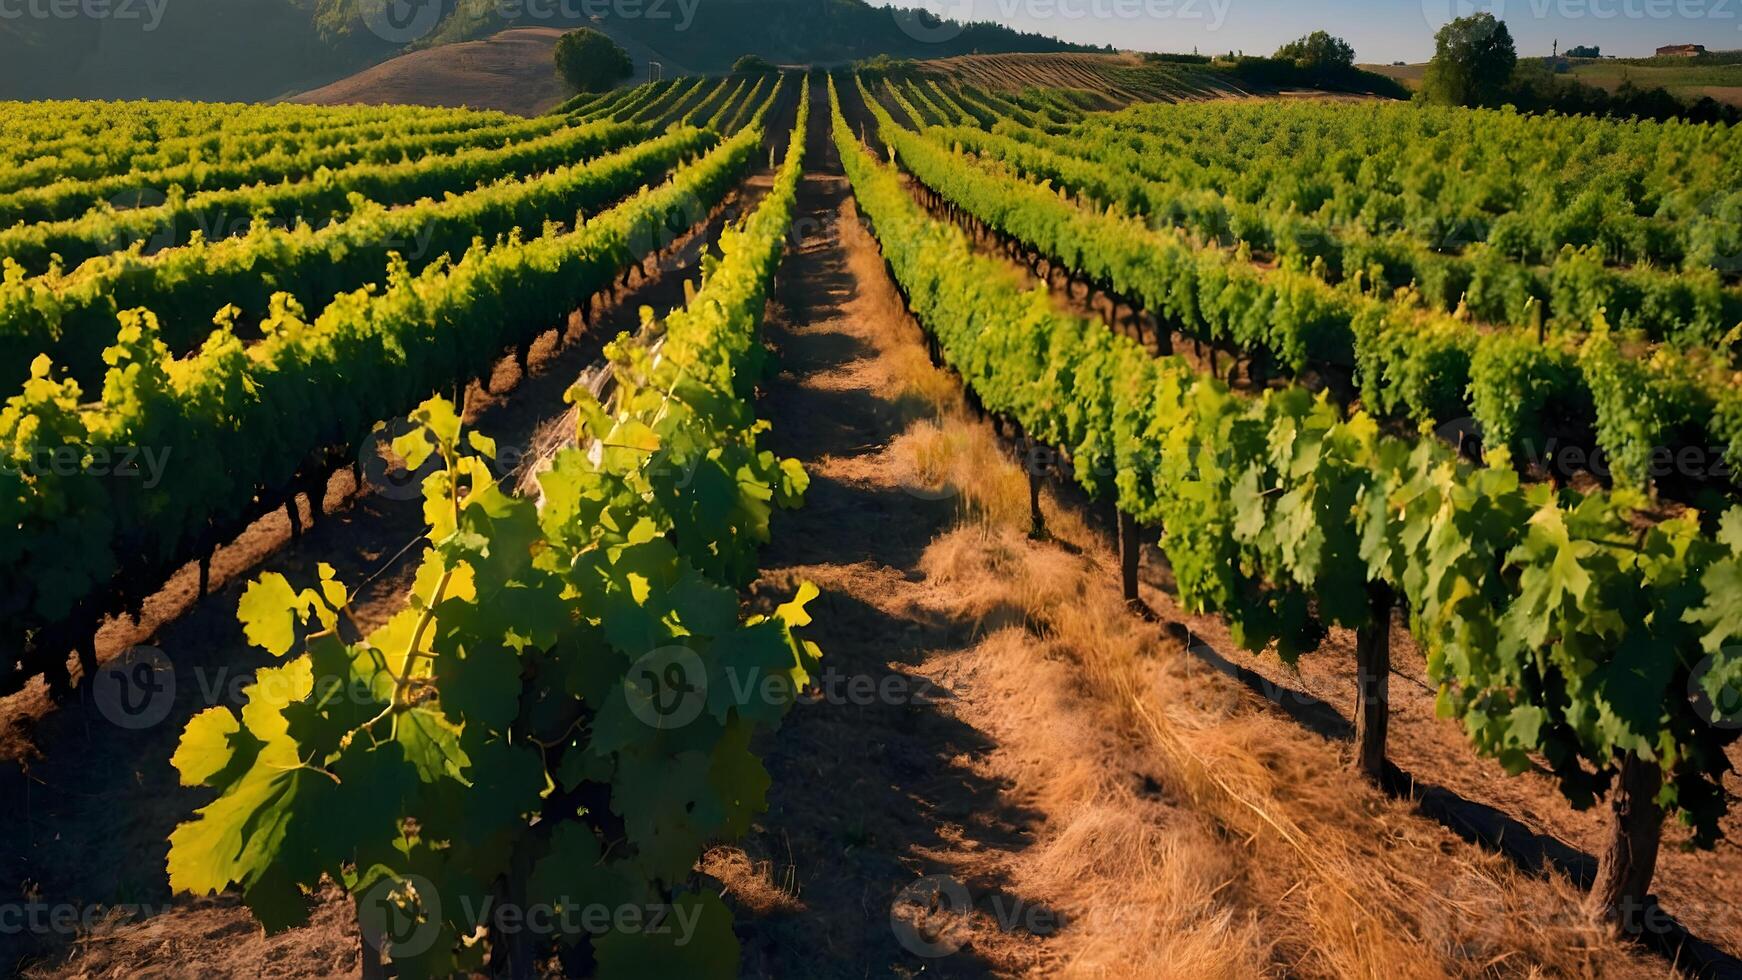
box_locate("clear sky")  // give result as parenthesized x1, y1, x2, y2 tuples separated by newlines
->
(872, 0, 1741, 63)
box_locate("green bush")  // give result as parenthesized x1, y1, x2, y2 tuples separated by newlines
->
(553, 28, 633, 93)
(731, 54, 778, 75)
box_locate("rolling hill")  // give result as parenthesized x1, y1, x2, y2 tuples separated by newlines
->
(289, 27, 619, 114)
(0, 0, 1100, 102)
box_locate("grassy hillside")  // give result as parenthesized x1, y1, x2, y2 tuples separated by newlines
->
(1565, 56, 1742, 106)
(288, 26, 580, 114)
(1365, 54, 1742, 108)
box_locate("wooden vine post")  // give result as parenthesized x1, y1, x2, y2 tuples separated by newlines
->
(1117, 509, 1141, 607)
(1026, 459, 1045, 539)
(1588, 751, 1665, 936)
(358, 906, 386, 980)
(1352, 582, 1394, 780)
(502, 840, 537, 980)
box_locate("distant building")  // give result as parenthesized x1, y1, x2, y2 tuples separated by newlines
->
(1655, 44, 1708, 57)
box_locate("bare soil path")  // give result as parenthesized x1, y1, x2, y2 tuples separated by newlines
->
(709, 95, 1042, 978)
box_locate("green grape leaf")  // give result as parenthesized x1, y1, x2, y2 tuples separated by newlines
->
(710, 717, 771, 838)
(1506, 704, 1546, 748)
(528, 823, 639, 943)
(432, 632, 523, 734)
(453, 737, 545, 842)
(393, 429, 435, 473)
(706, 621, 802, 726)
(411, 396, 463, 450)
(610, 747, 722, 883)
(774, 581, 819, 628)
(394, 703, 470, 786)
(172, 707, 245, 788)
(592, 892, 739, 980)
(1594, 628, 1676, 749)
(1718, 508, 1742, 552)
(668, 569, 740, 638)
(1688, 559, 1742, 655)
(775, 456, 810, 505)
(239, 863, 310, 934)
(238, 573, 303, 657)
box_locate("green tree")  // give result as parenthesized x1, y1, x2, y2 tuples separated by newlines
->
(553, 28, 633, 93)
(731, 54, 777, 75)
(1273, 30, 1355, 71)
(1418, 13, 1517, 107)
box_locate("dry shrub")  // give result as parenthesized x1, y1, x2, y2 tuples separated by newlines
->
(701, 847, 803, 917)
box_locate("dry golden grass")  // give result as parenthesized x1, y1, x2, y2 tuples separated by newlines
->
(882, 332, 1652, 978)
(702, 847, 805, 917)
